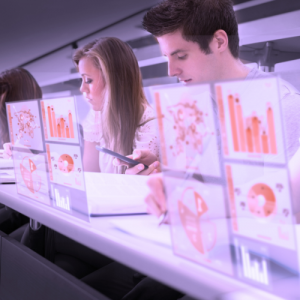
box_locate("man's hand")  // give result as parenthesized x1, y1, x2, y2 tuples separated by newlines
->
(3, 143, 12, 159)
(113, 149, 160, 175)
(145, 173, 167, 218)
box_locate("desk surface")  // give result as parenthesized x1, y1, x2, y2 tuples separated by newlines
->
(0, 183, 296, 300)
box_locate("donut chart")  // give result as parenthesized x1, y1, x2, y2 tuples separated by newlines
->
(58, 154, 74, 173)
(178, 187, 217, 254)
(247, 183, 276, 217)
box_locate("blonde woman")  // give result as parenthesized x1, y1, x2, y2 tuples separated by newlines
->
(73, 37, 160, 174)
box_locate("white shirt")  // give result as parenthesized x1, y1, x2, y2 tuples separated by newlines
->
(81, 105, 159, 173)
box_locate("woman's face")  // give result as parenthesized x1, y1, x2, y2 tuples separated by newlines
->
(78, 57, 106, 111)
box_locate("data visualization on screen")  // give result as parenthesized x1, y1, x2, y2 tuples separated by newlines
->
(46, 143, 85, 191)
(166, 176, 233, 275)
(13, 149, 51, 205)
(215, 77, 285, 164)
(41, 97, 79, 144)
(154, 84, 220, 177)
(225, 163, 295, 250)
(6, 100, 44, 151)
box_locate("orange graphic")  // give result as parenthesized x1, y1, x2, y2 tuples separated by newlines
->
(228, 95, 239, 152)
(178, 187, 216, 254)
(41, 102, 48, 140)
(46, 144, 53, 181)
(155, 93, 168, 166)
(247, 183, 276, 217)
(225, 165, 238, 231)
(44, 104, 75, 139)
(218, 88, 278, 155)
(216, 86, 229, 155)
(10, 105, 40, 143)
(166, 100, 214, 158)
(7, 105, 15, 145)
(58, 154, 74, 173)
(20, 157, 41, 194)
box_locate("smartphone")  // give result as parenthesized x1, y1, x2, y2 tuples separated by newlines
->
(95, 146, 148, 169)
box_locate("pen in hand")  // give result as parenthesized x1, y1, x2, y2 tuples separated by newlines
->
(158, 211, 168, 227)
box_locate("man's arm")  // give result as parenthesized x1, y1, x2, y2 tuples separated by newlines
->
(145, 173, 167, 217)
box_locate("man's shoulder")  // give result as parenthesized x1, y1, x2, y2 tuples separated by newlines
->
(246, 67, 300, 100)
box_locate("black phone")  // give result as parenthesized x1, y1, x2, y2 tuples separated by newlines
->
(95, 146, 148, 169)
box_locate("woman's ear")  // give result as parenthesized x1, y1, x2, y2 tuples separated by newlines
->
(210, 30, 229, 54)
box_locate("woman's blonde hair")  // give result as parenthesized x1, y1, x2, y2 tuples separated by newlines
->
(73, 37, 148, 160)
(0, 68, 42, 147)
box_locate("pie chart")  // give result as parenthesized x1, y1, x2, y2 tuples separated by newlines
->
(20, 157, 41, 194)
(247, 183, 276, 217)
(178, 187, 217, 254)
(58, 154, 74, 173)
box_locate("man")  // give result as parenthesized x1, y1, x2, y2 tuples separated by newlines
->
(114, 0, 300, 219)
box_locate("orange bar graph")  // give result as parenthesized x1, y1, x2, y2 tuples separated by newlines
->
(225, 165, 238, 232)
(68, 111, 74, 138)
(61, 118, 65, 138)
(66, 126, 70, 138)
(267, 105, 277, 154)
(261, 131, 269, 154)
(228, 95, 239, 152)
(235, 98, 246, 152)
(47, 106, 54, 137)
(252, 116, 261, 153)
(51, 106, 57, 137)
(246, 125, 254, 153)
(57, 124, 61, 137)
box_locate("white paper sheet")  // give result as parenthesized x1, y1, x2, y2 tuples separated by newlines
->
(110, 215, 172, 247)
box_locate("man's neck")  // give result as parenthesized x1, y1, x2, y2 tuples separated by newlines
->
(218, 54, 251, 81)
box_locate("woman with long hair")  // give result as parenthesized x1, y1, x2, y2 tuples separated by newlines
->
(0, 67, 42, 237)
(0, 68, 42, 148)
(73, 37, 159, 174)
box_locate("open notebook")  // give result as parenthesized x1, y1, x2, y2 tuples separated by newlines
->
(85, 172, 149, 216)
(0, 150, 15, 183)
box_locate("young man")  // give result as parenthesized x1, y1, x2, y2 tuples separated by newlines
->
(114, 0, 300, 219)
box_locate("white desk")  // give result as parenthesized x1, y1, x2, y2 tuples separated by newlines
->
(0, 183, 294, 300)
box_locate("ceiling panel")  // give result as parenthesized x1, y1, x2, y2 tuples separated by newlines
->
(0, 0, 161, 72)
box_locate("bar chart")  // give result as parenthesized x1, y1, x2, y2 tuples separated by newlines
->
(227, 94, 277, 155)
(241, 246, 269, 285)
(41, 97, 79, 144)
(216, 77, 285, 164)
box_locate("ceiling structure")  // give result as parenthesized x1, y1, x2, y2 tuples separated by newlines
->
(1, 0, 300, 91)
(0, 0, 161, 72)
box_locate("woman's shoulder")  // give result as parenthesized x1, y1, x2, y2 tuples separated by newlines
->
(139, 105, 156, 126)
(81, 109, 102, 143)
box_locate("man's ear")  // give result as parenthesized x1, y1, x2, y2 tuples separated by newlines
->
(211, 30, 228, 53)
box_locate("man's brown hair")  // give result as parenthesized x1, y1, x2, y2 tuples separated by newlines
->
(143, 0, 239, 58)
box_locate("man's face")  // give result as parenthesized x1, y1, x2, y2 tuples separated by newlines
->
(157, 30, 219, 84)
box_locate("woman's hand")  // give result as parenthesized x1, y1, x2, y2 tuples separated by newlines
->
(113, 149, 160, 175)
